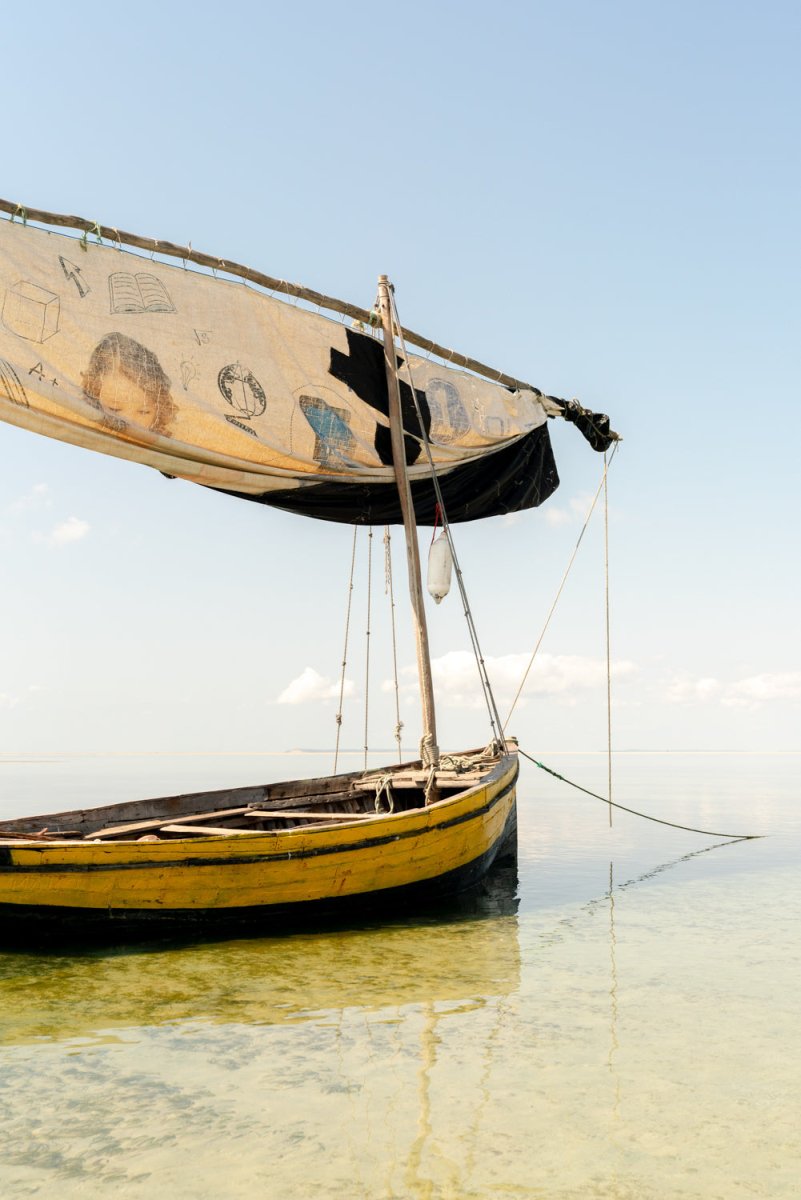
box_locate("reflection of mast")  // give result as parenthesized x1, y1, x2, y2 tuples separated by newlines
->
(402, 911, 521, 1195)
(607, 861, 621, 1122)
(404, 1000, 466, 1198)
(404, 1001, 436, 1197)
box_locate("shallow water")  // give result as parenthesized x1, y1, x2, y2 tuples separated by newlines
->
(0, 752, 799, 1198)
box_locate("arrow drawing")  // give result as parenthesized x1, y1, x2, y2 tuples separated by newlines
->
(59, 256, 90, 299)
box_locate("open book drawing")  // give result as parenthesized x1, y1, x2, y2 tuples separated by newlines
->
(109, 271, 176, 314)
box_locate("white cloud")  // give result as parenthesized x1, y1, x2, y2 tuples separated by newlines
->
(722, 672, 801, 709)
(665, 671, 801, 709)
(666, 676, 722, 704)
(543, 491, 598, 528)
(0, 686, 44, 709)
(545, 507, 572, 527)
(277, 667, 354, 705)
(8, 482, 50, 514)
(391, 651, 637, 710)
(44, 517, 90, 547)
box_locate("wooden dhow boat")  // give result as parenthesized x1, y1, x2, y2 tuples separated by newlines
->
(0, 199, 615, 935)
(0, 749, 518, 933)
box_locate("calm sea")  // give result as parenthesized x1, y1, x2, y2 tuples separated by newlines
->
(0, 751, 798, 1199)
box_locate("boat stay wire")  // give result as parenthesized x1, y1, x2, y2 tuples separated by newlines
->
(503, 445, 620, 733)
(604, 448, 613, 826)
(518, 748, 763, 841)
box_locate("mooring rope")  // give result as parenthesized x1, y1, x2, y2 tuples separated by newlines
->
(518, 748, 762, 840)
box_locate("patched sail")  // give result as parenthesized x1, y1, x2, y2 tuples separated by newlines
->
(0, 215, 591, 524)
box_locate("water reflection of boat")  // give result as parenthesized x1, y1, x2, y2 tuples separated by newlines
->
(0, 861, 520, 1048)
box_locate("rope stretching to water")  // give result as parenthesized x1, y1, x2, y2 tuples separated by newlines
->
(518, 748, 762, 840)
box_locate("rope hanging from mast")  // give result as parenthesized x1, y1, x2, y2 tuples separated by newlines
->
(363, 527, 373, 771)
(384, 527, 404, 763)
(334, 525, 407, 772)
(389, 289, 506, 753)
(333, 526, 358, 774)
(603, 449, 613, 824)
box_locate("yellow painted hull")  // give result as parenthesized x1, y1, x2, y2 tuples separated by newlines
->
(0, 751, 518, 933)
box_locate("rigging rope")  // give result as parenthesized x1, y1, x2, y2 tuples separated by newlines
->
(518, 748, 762, 840)
(388, 290, 506, 752)
(604, 448, 613, 826)
(334, 526, 358, 774)
(384, 527, 404, 763)
(503, 445, 619, 732)
(363, 526, 373, 771)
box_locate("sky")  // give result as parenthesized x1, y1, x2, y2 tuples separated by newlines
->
(1, 0, 799, 756)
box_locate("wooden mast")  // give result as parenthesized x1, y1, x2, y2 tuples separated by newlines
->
(377, 275, 439, 769)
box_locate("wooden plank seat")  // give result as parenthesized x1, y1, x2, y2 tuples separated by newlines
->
(84, 801, 376, 840)
(86, 806, 378, 840)
(159, 812, 379, 837)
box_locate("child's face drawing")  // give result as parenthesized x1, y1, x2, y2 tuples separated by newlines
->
(95, 370, 159, 429)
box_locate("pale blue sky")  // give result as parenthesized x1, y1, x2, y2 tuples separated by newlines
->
(1, 0, 799, 754)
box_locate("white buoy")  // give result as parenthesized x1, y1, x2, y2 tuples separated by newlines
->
(427, 532, 453, 604)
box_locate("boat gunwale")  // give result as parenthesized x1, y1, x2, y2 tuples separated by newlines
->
(0, 751, 518, 856)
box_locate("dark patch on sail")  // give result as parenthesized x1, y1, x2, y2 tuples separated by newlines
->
(215, 422, 559, 526)
(557, 399, 615, 452)
(329, 327, 431, 466)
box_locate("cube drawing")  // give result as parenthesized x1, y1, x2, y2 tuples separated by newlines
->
(2, 281, 60, 343)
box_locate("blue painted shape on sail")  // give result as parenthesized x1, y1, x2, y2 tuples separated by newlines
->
(299, 395, 353, 467)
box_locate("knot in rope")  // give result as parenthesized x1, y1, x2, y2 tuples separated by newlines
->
(373, 774, 395, 814)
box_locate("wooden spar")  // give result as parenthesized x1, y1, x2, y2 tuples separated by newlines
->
(377, 275, 439, 770)
(0, 198, 620, 436)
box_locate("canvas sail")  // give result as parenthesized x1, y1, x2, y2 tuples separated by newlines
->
(0, 217, 582, 524)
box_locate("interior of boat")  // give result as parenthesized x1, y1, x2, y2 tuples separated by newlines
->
(0, 760, 494, 843)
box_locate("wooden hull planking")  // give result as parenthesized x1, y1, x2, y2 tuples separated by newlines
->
(0, 751, 518, 933)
